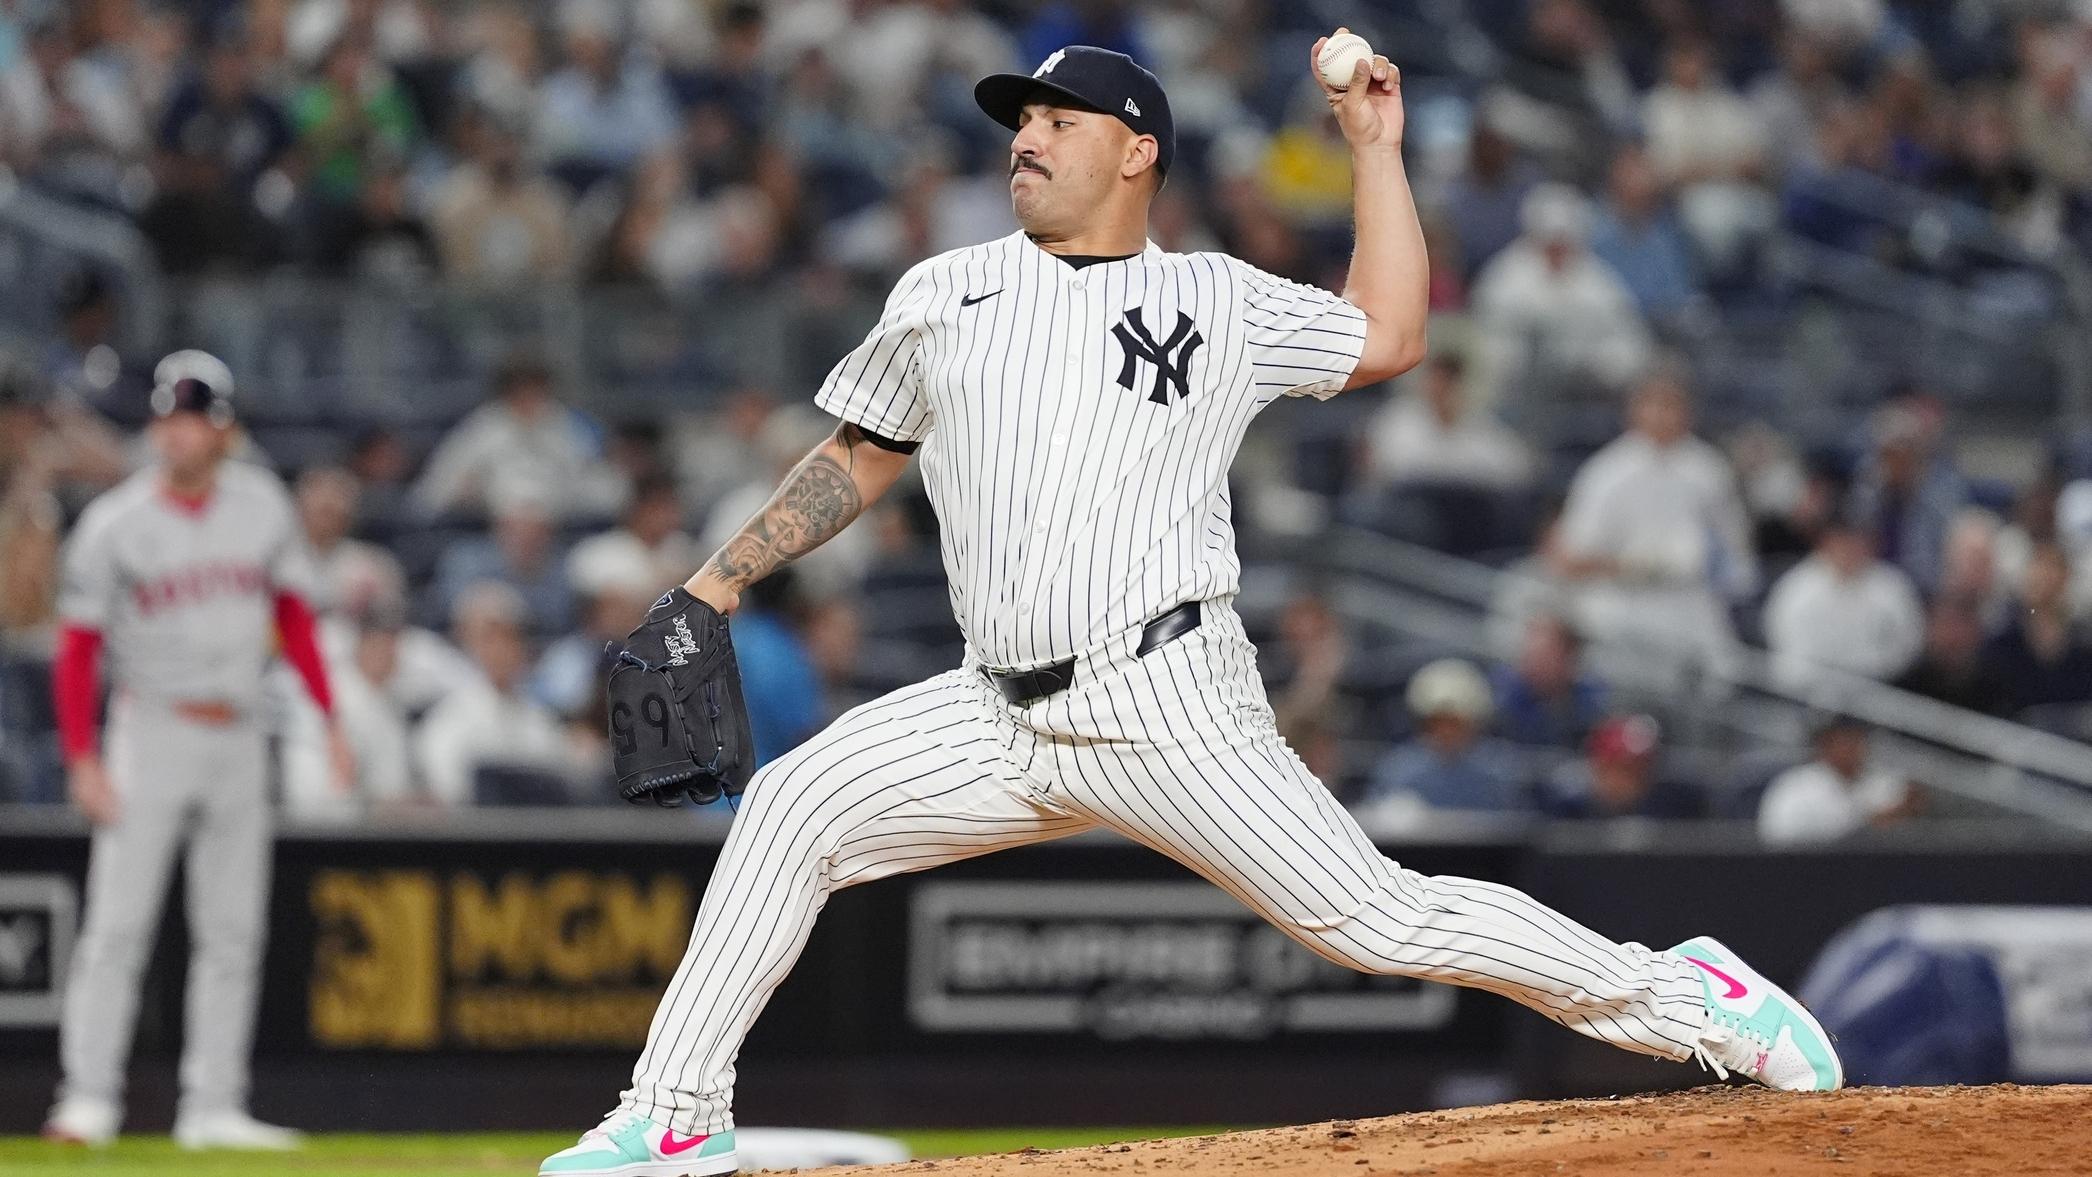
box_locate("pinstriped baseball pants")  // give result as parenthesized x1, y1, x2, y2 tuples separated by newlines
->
(624, 601, 1708, 1132)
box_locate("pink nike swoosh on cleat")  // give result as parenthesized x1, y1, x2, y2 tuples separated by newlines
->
(659, 1131, 709, 1156)
(1684, 955, 1749, 999)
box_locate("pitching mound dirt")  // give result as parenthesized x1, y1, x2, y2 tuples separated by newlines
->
(809, 1084, 2090, 1176)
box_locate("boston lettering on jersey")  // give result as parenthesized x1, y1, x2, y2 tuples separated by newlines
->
(57, 462, 317, 706)
(130, 560, 268, 615)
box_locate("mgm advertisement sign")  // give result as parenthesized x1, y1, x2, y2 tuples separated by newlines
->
(308, 869, 691, 1051)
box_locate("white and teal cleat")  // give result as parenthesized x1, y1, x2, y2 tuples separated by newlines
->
(1673, 935, 1844, 1092)
(539, 1110, 738, 1177)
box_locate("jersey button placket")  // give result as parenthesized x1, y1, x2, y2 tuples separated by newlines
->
(1065, 271, 1087, 365)
(1046, 278, 1086, 529)
(1019, 269, 1085, 630)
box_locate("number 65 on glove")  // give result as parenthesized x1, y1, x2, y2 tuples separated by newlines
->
(606, 588, 756, 806)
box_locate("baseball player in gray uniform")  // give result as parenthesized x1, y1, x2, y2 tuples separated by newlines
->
(543, 39, 1841, 1177)
(42, 351, 349, 1150)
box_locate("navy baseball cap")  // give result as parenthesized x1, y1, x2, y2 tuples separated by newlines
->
(975, 46, 1175, 177)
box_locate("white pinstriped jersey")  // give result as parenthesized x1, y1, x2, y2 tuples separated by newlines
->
(815, 232, 1368, 670)
(622, 242, 1739, 1143)
(57, 462, 314, 707)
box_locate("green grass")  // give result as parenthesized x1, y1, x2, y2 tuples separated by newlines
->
(0, 1127, 1231, 1176)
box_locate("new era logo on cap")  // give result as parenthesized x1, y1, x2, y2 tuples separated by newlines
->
(1125, 98, 1140, 116)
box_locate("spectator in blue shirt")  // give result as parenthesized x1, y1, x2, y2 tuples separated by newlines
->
(1362, 659, 1532, 813)
(731, 572, 824, 768)
(533, 22, 679, 182)
(1539, 715, 1705, 820)
(1492, 614, 1607, 748)
(1019, 4, 1146, 70)
(1848, 400, 1967, 595)
(431, 484, 575, 636)
(1981, 542, 2092, 712)
(1441, 117, 1544, 278)
(1589, 143, 1699, 317)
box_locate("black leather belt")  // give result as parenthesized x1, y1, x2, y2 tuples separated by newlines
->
(986, 601, 1202, 706)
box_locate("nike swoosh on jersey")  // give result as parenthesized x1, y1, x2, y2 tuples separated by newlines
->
(960, 290, 1002, 307)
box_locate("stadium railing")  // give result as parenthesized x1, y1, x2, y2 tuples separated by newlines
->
(1317, 525, 2092, 833)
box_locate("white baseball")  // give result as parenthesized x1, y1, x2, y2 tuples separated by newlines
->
(1317, 31, 1375, 89)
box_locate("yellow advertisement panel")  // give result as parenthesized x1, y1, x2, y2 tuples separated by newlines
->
(310, 869, 690, 1050)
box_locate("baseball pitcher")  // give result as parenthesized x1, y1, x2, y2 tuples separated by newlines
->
(546, 37, 1842, 1177)
(42, 352, 349, 1150)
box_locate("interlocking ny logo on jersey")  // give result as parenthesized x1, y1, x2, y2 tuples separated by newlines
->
(1112, 308, 1204, 406)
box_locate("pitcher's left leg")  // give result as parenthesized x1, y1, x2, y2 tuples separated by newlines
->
(1043, 610, 1838, 1088)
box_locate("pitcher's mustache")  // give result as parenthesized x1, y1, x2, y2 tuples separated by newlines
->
(1011, 158, 1051, 178)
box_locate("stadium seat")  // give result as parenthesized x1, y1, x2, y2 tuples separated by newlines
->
(472, 765, 575, 807)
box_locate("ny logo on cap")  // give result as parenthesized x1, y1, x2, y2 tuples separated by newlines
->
(1034, 49, 1065, 78)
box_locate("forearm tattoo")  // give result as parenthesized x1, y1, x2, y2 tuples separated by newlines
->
(704, 425, 872, 591)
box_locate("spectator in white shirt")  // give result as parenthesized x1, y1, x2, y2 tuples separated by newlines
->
(1935, 508, 2008, 631)
(430, 105, 574, 285)
(414, 582, 580, 807)
(294, 465, 399, 615)
(310, 553, 479, 720)
(567, 473, 699, 601)
(1642, 39, 1775, 272)
(671, 386, 779, 519)
(1470, 183, 1651, 408)
(282, 597, 416, 820)
(837, 0, 1019, 130)
(1764, 512, 1925, 687)
(1749, 29, 1846, 177)
(537, 538, 657, 718)
(1759, 716, 1916, 846)
(531, 20, 678, 175)
(1553, 370, 1757, 668)
(1362, 353, 1534, 492)
(411, 351, 624, 521)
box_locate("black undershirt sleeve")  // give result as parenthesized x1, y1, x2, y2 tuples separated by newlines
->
(860, 428, 920, 455)
(835, 420, 921, 454)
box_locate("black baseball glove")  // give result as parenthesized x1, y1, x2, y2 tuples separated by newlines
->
(605, 587, 756, 806)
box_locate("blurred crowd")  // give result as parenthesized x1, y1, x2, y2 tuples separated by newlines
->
(1, 0, 2091, 843)
(1330, 361, 2092, 838)
(0, 340, 924, 817)
(0, 0, 2085, 299)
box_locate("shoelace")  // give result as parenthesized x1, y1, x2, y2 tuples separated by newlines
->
(1690, 1019, 1774, 1081)
(580, 1110, 648, 1144)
